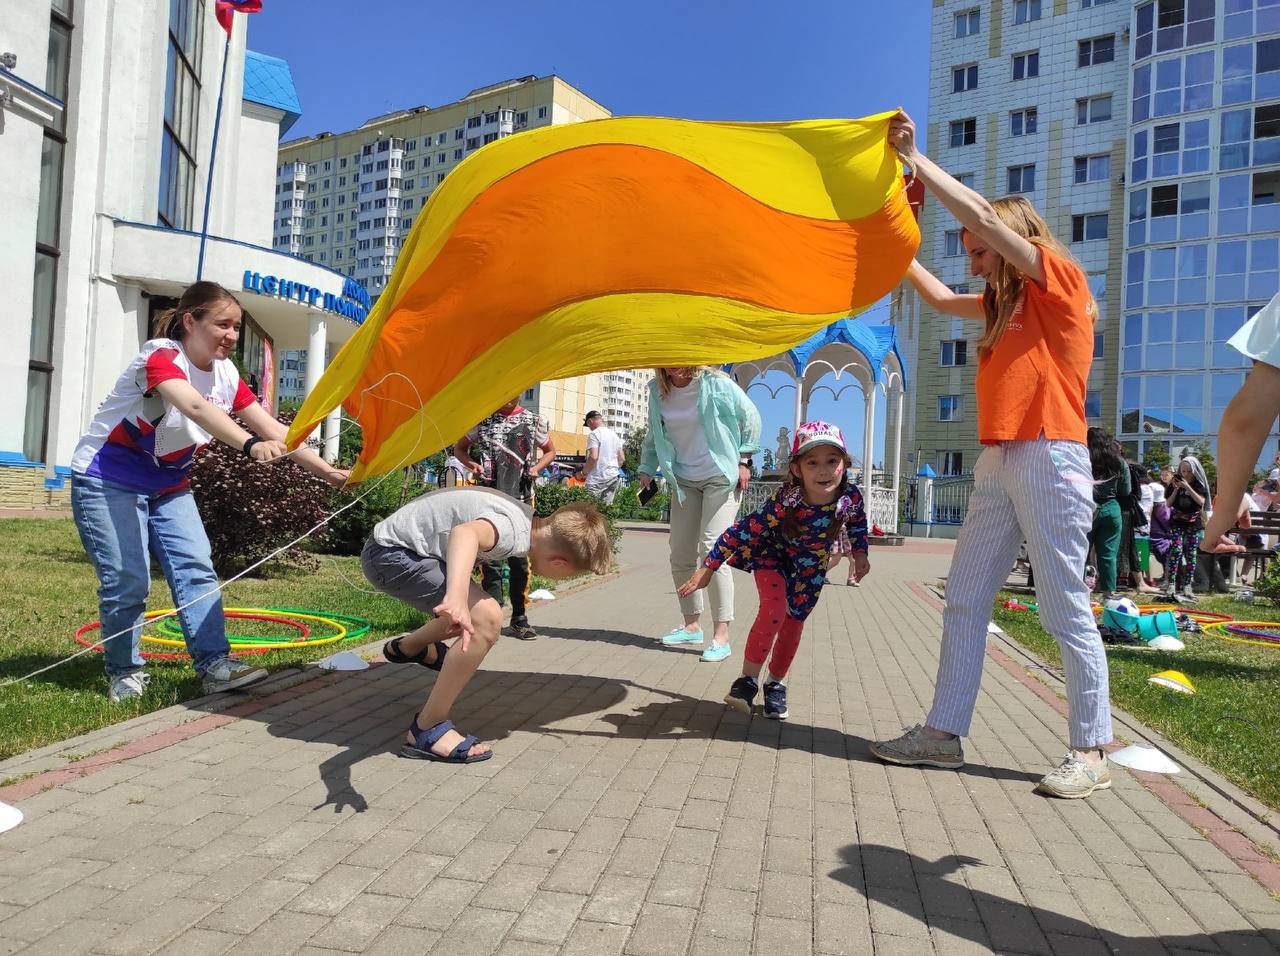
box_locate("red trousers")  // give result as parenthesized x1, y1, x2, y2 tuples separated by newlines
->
(744, 569, 806, 679)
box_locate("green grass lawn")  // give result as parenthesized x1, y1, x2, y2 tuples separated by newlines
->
(0, 518, 440, 761)
(993, 593, 1280, 811)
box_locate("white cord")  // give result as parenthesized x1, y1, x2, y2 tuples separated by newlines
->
(0, 372, 437, 692)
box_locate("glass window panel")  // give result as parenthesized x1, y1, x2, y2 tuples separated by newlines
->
(1124, 344, 1143, 370)
(1217, 240, 1248, 276)
(1130, 188, 1148, 222)
(36, 137, 64, 249)
(23, 370, 51, 464)
(29, 252, 56, 364)
(1223, 44, 1254, 104)
(1149, 311, 1174, 342)
(45, 22, 71, 103)
(1180, 180, 1210, 214)
(1211, 371, 1245, 405)
(1179, 244, 1209, 276)
(1151, 248, 1177, 280)
(1122, 376, 1141, 409)
(1253, 237, 1280, 272)
(1174, 372, 1204, 407)
(1128, 250, 1146, 281)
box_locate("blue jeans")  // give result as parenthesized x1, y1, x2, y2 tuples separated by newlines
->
(71, 474, 229, 677)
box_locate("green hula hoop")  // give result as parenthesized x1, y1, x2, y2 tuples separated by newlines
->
(153, 607, 370, 646)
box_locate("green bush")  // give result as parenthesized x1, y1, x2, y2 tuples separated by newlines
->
(533, 483, 622, 554)
(325, 467, 434, 555)
(1255, 559, 1280, 603)
(611, 483, 641, 518)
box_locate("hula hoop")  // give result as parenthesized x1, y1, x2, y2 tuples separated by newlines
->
(1200, 620, 1280, 648)
(139, 608, 349, 649)
(264, 608, 372, 643)
(76, 611, 275, 661)
(1223, 622, 1280, 642)
(153, 611, 310, 644)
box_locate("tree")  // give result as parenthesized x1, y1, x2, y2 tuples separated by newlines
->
(1142, 442, 1170, 475)
(624, 425, 647, 473)
(1188, 439, 1217, 491)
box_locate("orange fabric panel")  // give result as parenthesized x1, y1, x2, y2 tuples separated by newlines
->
(344, 142, 914, 455)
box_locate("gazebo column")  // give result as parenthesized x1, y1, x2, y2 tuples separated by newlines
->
(862, 384, 877, 486)
(891, 383, 904, 501)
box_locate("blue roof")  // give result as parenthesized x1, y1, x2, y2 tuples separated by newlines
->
(243, 50, 301, 136)
(786, 319, 905, 386)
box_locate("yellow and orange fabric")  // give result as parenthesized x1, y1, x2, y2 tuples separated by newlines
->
(287, 112, 919, 480)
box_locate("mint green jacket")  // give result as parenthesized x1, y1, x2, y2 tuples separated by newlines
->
(639, 371, 762, 503)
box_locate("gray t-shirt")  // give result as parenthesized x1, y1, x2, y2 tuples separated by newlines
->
(373, 486, 533, 562)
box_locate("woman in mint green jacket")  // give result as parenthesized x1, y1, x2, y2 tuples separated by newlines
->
(638, 366, 762, 662)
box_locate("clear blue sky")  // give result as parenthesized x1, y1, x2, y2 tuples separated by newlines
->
(248, 1, 933, 468)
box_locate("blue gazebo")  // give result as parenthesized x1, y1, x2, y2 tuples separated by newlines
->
(726, 319, 908, 533)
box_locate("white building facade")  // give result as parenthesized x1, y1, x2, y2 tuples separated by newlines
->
(601, 368, 655, 440)
(0, 0, 362, 508)
(1119, 0, 1280, 465)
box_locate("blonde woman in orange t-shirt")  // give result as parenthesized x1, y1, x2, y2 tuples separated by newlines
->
(869, 110, 1114, 799)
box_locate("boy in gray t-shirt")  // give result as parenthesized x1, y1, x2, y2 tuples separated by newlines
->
(361, 486, 611, 763)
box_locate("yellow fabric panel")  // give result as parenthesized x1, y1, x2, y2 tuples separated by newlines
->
(349, 293, 853, 481)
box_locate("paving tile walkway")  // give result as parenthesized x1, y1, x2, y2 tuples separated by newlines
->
(1, 529, 1278, 955)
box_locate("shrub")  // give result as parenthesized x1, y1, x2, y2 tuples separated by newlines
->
(325, 467, 433, 555)
(533, 483, 622, 554)
(188, 410, 335, 575)
(1255, 559, 1280, 604)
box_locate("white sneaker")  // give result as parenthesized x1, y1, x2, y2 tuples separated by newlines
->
(1035, 752, 1112, 799)
(201, 657, 269, 694)
(109, 672, 150, 702)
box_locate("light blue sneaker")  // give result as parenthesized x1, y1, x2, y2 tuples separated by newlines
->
(661, 625, 704, 645)
(701, 643, 731, 663)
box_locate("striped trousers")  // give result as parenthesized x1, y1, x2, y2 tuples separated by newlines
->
(927, 439, 1113, 750)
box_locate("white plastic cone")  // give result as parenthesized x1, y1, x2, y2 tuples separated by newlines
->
(319, 651, 370, 671)
(1109, 744, 1181, 774)
(1147, 635, 1185, 652)
(528, 589, 555, 601)
(0, 801, 23, 833)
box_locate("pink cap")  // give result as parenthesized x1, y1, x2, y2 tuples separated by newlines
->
(791, 421, 847, 457)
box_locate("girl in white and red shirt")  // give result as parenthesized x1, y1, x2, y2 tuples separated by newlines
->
(71, 282, 347, 702)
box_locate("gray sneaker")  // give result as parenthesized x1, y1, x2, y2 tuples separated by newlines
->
(1035, 752, 1112, 799)
(201, 657, 269, 694)
(869, 724, 964, 769)
(109, 672, 150, 702)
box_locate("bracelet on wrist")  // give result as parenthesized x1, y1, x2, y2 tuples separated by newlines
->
(243, 436, 262, 458)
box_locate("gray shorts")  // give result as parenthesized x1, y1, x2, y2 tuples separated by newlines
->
(361, 540, 448, 614)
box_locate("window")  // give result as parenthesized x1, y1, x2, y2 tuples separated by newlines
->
(1085, 390, 1103, 418)
(1010, 108, 1038, 136)
(27, 0, 73, 462)
(436, 172, 445, 183)
(467, 116, 481, 129)
(516, 111, 528, 125)
(1078, 35, 1115, 68)
(1072, 213, 1109, 241)
(483, 132, 499, 144)
(1073, 153, 1111, 183)
(537, 106, 548, 119)
(437, 132, 447, 145)
(1007, 164, 1036, 194)
(483, 111, 498, 124)
(1012, 51, 1040, 80)
(453, 148, 463, 161)
(954, 8, 980, 37)
(956, 173, 975, 188)
(1082, 0, 1117, 6)
(466, 137, 480, 150)
(1136, 0, 1216, 59)
(937, 451, 964, 477)
(1013, 0, 1042, 22)
(938, 396, 964, 422)
(944, 229, 964, 257)
(949, 118, 977, 147)
(437, 151, 446, 164)
(952, 64, 978, 93)
(159, 0, 202, 229)
(940, 340, 968, 367)
(1075, 94, 1112, 124)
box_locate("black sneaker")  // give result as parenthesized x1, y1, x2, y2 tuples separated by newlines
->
(762, 680, 789, 720)
(723, 675, 758, 715)
(507, 617, 538, 640)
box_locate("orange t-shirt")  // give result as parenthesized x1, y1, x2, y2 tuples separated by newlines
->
(975, 247, 1095, 444)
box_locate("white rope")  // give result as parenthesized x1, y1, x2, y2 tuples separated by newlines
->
(0, 372, 437, 692)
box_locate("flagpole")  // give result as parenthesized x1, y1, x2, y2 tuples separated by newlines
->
(195, 23, 234, 281)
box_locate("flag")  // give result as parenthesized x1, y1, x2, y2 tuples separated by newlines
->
(215, 0, 262, 35)
(285, 112, 920, 482)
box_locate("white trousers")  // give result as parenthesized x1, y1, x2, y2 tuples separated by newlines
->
(927, 439, 1113, 750)
(669, 475, 740, 622)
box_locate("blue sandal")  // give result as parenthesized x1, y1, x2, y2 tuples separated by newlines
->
(383, 636, 448, 671)
(400, 717, 492, 763)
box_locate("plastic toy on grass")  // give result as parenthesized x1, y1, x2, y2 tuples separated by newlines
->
(1147, 670, 1196, 694)
(1002, 599, 1038, 611)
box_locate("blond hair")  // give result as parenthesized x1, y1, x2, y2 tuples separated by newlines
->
(653, 366, 717, 399)
(545, 502, 613, 575)
(963, 196, 1095, 355)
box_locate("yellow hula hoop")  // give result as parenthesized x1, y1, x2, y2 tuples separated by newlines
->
(140, 608, 349, 649)
(1199, 620, 1280, 649)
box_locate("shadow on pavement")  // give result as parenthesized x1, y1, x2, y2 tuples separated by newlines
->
(830, 842, 1275, 953)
